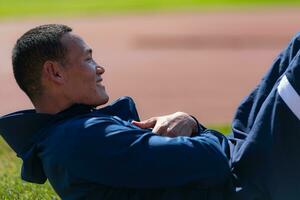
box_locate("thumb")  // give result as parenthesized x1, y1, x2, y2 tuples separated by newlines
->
(131, 118, 157, 129)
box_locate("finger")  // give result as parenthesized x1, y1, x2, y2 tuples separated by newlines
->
(165, 125, 192, 137)
(153, 124, 168, 135)
(162, 126, 181, 137)
(131, 118, 157, 129)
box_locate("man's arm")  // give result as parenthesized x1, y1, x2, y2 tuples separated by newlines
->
(62, 117, 230, 188)
(132, 112, 199, 137)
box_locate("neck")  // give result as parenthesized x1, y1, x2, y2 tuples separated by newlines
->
(33, 94, 73, 114)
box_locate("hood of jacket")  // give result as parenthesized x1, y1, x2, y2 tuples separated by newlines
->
(0, 96, 139, 184)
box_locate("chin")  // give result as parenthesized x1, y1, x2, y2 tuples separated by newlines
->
(94, 95, 109, 107)
(101, 95, 109, 105)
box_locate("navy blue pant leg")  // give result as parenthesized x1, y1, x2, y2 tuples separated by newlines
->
(228, 33, 300, 200)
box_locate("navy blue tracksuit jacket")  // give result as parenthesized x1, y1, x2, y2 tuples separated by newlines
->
(1, 33, 300, 199)
(0, 97, 232, 200)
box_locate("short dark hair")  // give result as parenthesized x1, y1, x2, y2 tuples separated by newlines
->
(12, 24, 72, 101)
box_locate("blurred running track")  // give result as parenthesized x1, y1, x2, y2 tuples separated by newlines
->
(1, 9, 300, 124)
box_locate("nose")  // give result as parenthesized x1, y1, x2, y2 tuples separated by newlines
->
(96, 65, 105, 75)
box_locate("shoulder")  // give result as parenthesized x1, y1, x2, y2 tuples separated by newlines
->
(48, 113, 115, 136)
(39, 114, 118, 161)
(45, 110, 138, 146)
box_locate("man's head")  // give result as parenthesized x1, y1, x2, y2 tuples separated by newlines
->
(12, 24, 109, 113)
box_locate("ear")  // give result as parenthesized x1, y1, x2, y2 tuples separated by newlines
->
(42, 61, 65, 84)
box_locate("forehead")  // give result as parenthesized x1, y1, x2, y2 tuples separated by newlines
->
(61, 33, 90, 54)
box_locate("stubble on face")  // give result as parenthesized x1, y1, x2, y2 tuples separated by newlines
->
(59, 33, 109, 107)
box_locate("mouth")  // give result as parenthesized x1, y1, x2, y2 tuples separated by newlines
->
(96, 79, 105, 88)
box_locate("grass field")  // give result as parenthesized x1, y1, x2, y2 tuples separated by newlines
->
(0, 0, 300, 20)
(0, 125, 230, 199)
(0, 137, 59, 199)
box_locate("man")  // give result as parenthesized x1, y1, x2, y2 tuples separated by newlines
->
(1, 24, 300, 200)
(0, 24, 232, 200)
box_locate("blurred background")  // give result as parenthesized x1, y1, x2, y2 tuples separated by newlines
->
(1, 0, 300, 125)
(1, 1, 300, 199)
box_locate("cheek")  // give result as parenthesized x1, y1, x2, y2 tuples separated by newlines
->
(83, 73, 97, 92)
(78, 66, 96, 85)
(66, 74, 94, 96)
(66, 64, 97, 93)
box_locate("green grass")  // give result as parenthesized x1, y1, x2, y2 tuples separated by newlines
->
(0, 0, 300, 20)
(0, 124, 230, 199)
(0, 138, 59, 200)
(209, 124, 231, 135)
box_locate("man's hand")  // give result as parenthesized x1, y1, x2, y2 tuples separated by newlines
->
(132, 112, 198, 137)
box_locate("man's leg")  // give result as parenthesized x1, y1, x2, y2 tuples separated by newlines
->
(229, 33, 300, 200)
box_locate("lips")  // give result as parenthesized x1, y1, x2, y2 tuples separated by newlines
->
(96, 79, 103, 83)
(96, 79, 105, 89)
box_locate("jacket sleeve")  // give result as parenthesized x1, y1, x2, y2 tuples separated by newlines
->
(63, 117, 231, 188)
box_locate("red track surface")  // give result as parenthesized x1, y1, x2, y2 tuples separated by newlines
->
(1, 9, 300, 124)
